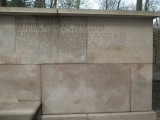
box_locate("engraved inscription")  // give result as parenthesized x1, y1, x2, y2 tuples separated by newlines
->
(16, 17, 58, 52)
(16, 17, 86, 51)
(87, 22, 126, 51)
(15, 16, 87, 63)
(88, 32, 126, 50)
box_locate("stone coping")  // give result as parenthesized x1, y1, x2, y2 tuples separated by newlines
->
(0, 7, 159, 18)
(0, 101, 40, 120)
(41, 111, 156, 120)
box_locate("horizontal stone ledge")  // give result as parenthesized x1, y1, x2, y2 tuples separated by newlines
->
(0, 101, 41, 120)
(0, 7, 159, 18)
(0, 7, 57, 16)
(42, 111, 156, 120)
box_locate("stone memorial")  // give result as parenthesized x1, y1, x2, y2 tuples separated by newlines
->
(0, 7, 159, 120)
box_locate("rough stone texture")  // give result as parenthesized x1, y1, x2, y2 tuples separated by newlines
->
(0, 101, 40, 120)
(88, 111, 156, 120)
(0, 65, 40, 101)
(42, 114, 88, 120)
(0, 16, 16, 64)
(42, 64, 130, 114)
(87, 18, 153, 63)
(16, 16, 86, 64)
(131, 64, 152, 111)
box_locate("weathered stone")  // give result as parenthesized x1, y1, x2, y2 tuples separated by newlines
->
(0, 101, 40, 120)
(42, 64, 130, 114)
(131, 64, 152, 111)
(16, 16, 86, 64)
(87, 18, 153, 63)
(58, 9, 158, 18)
(0, 16, 16, 64)
(0, 7, 57, 16)
(0, 8, 159, 18)
(0, 65, 40, 101)
(88, 111, 156, 120)
(42, 114, 88, 120)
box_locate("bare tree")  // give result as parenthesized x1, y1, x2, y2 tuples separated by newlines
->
(50, 0, 57, 8)
(58, 0, 88, 9)
(96, 0, 122, 10)
(34, 0, 46, 8)
(76, 0, 80, 9)
(105, 0, 108, 10)
(136, 0, 142, 11)
(145, 0, 149, 11)
(149, 0, 160, 11)
(117, 0, 121, 10)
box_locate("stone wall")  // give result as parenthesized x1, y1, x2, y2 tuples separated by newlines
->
(0, 9, 157, 120)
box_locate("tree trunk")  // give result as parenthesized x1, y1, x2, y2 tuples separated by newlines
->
(0, 0, 7, 7)
(136, 0, 142, 11)
(145, 0, 149, 11)
(76, 0, 80, 9)
(53, 0, 57, 8)
(35, 0, 45, 8)
(50, 0, 53, 8)
(43, 0, 46, 8)
(117, 0, 121, 10)
(0, 0, 2, 6)
(105, 0, 108, 10)
(159, 17, 160, 29)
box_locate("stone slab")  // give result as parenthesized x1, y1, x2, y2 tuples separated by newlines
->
(42, 114, 88, 120)
(0, 101, 40, 120)
(0, 16, 16, 64)
(58, 9, 159, 18)
(42, 64, 130, 114)
(16, 16, 86, 64)
(0, 65, 40, 101)
(87, 18, 153, 63)
(42, 112, 156, 120)
(0, 8, 159, 18)
(131, 64, 152, 111)
(88, 111, 156, 120)
(0, 7, 57, 15)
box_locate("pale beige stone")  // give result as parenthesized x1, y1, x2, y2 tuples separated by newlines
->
(0, 7, 57, 15)
(0, 16, 16, 64)
(42, 114, 88, 120)
(88, 111, 156, 120)
(131, 64, 152, 111)
(0, 65, 40, 101)
(0, 8, 159, 18)
(58, 9, 159, 18)
(42, 64, 130, 114)
(87, 18, 153, 63)
(16, 16, 86, 64)
(58, 17, 87, 63)
(0, 101, 40, 120)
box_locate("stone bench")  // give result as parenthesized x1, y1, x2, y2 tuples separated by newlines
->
(0, 101, 41, 120)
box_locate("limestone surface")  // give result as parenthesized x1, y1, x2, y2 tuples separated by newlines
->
(131, 64, 152, 111)
(0, 65, 41, 101)
(0, 101, 40, 120)
(42, 64, 130, 114)
(0, 16, 16, 64)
